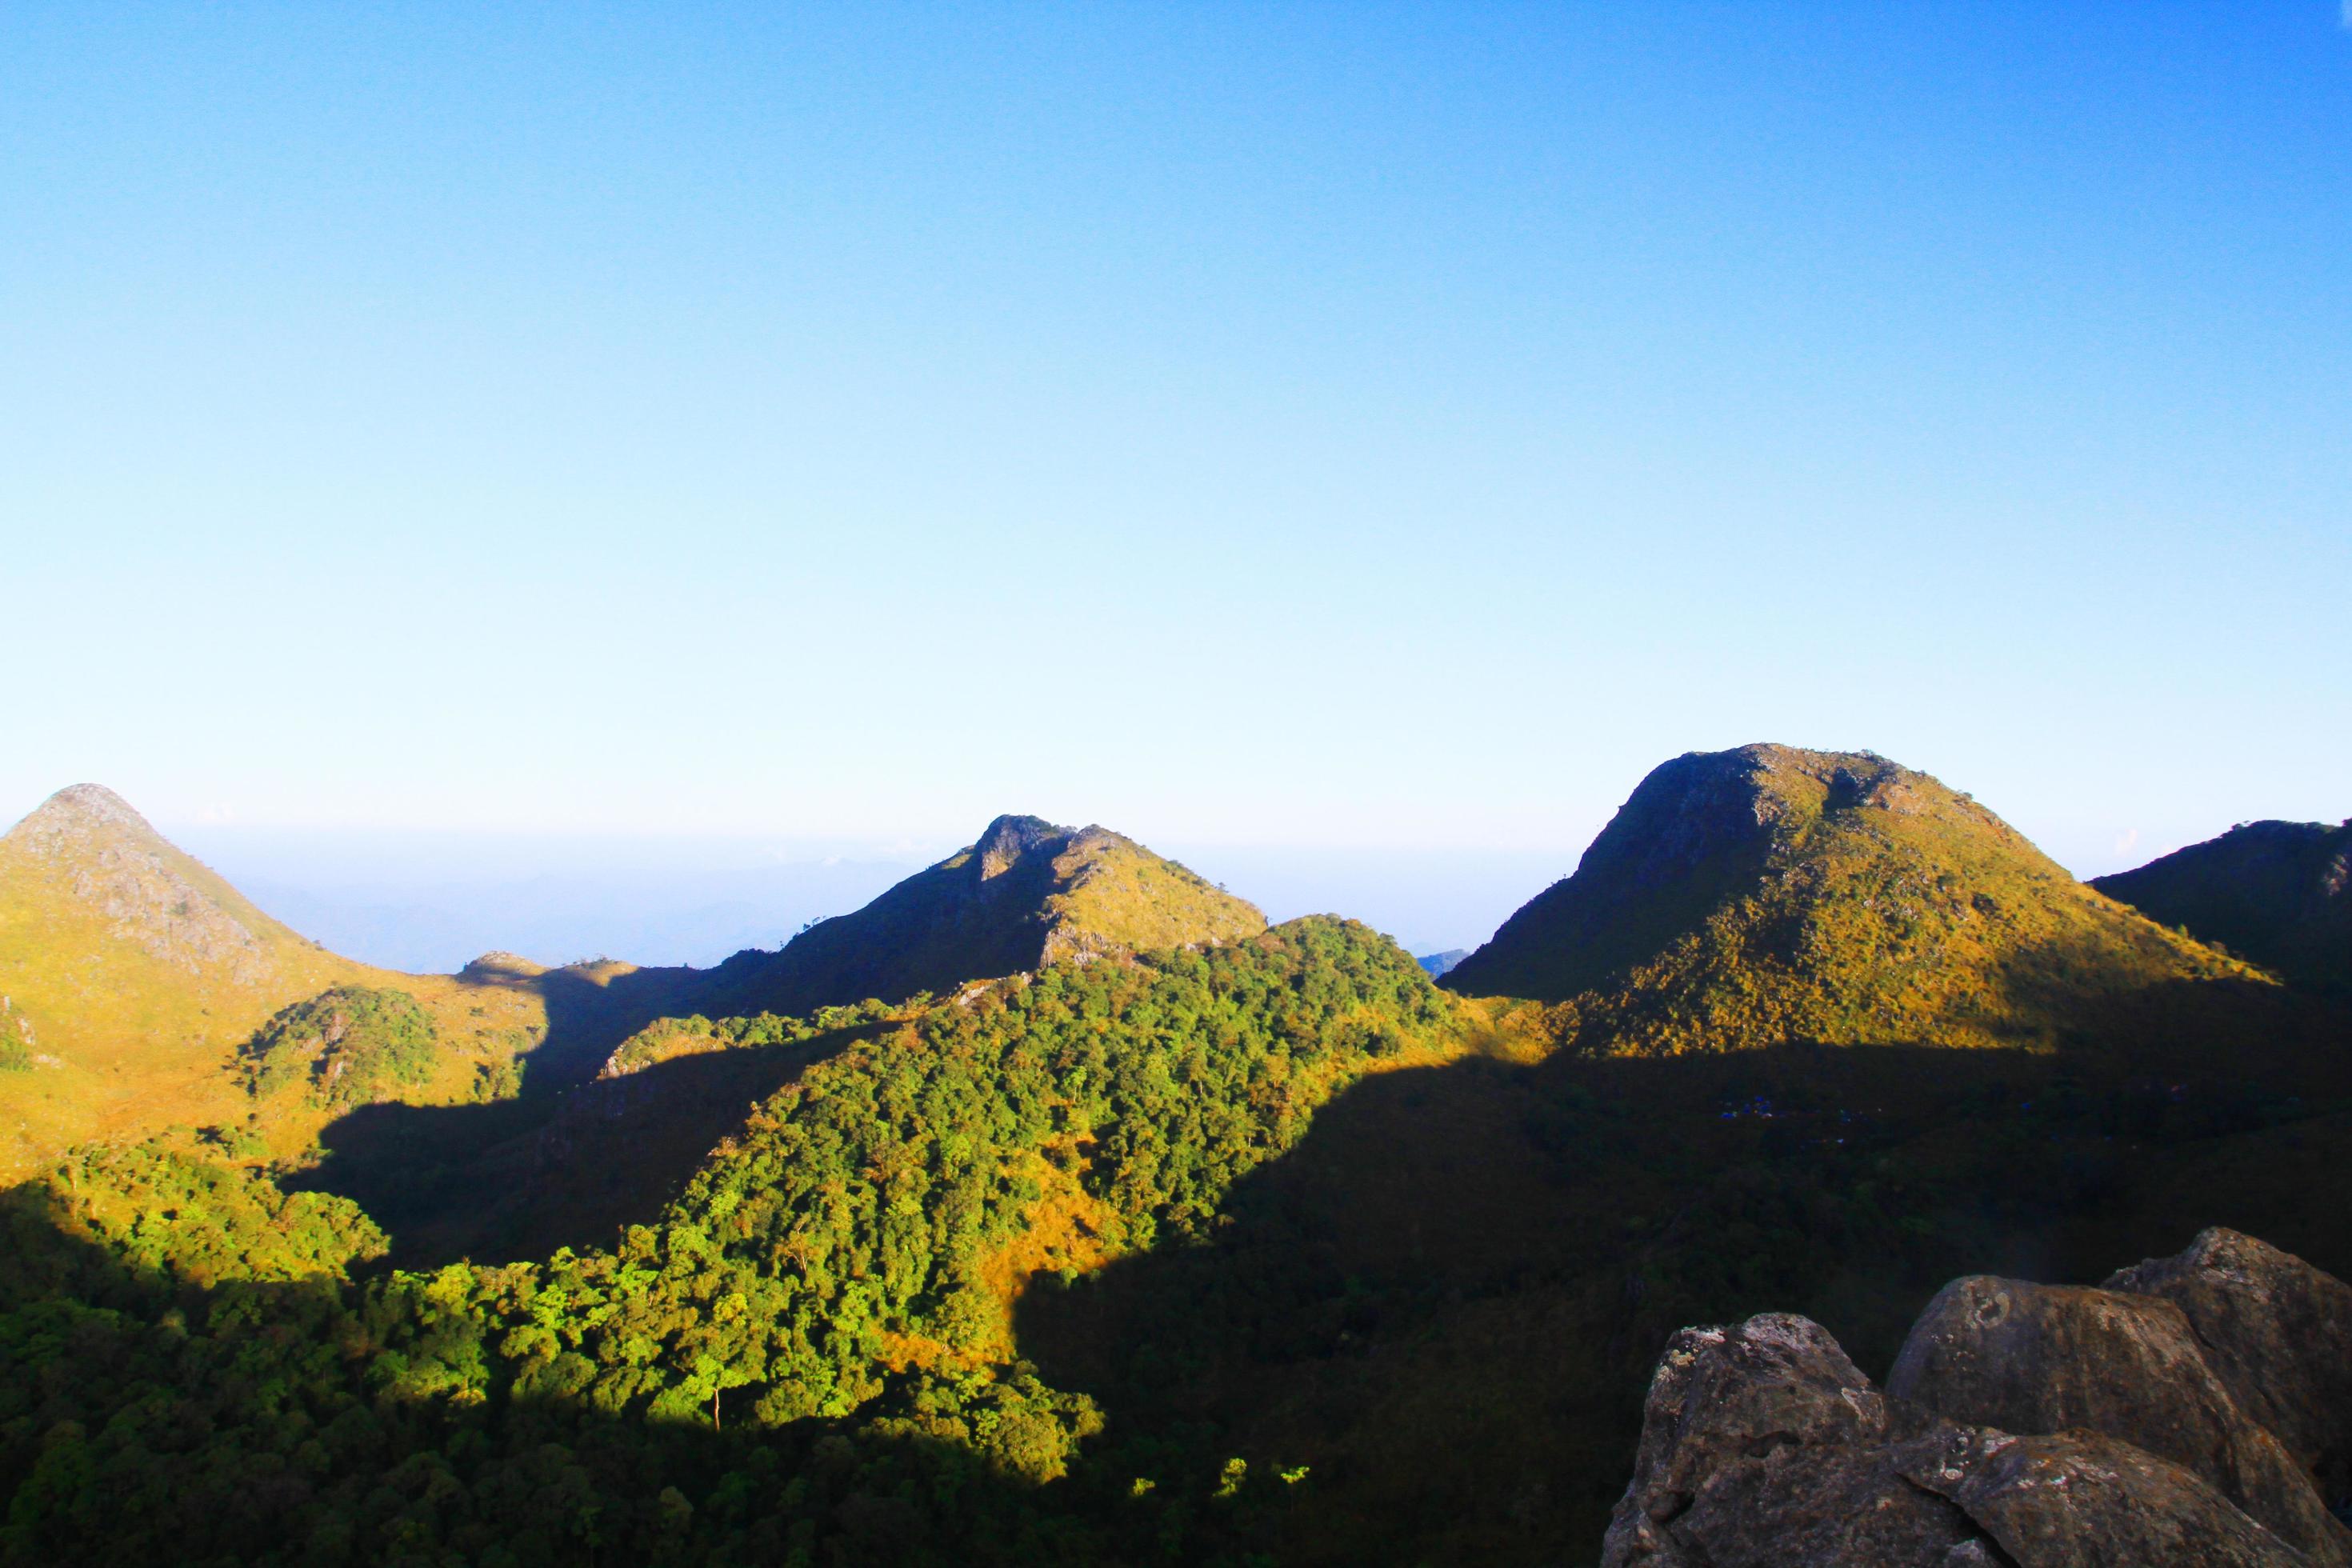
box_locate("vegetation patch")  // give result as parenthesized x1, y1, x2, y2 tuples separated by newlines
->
(244, 986, 439, 1108)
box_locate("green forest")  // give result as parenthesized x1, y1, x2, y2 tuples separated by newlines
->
(0, 920, 1486, 1564)
(5, 910, 2349, 1564)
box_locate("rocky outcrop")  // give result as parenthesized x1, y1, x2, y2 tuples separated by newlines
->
(2105, 1227, 2352, 1506)
(1600, 1315, 1991, 1566)
(1887, 1274, 2346, 1562)
(1604, 1232, 2352, 1566)
(7, 783, 272, 982)
(1894, 1426, 2316, 1568)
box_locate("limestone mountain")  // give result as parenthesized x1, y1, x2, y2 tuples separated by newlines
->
(2094, 819, 2352, 994)
(0, 786, 597, 1174)
(700, 814, 1266, 1018)
(1442, 744, 2253, 1052)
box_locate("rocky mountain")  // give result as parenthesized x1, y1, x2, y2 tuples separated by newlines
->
(1604, 1228, 2352, 1566)
(698, 813, 1266, 1018)
(1442, 744, 2252, 1053)
(0, 785, 382, 1166)
(2094, 818, 2352, 994)
(0, 786, 641, 1174)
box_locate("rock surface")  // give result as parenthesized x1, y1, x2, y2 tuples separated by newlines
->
(1896, 1426, 2315, 1568)
(1604, 1234, 2352, 1567)
(1886, 1274, 2346, 1560)
(1601, 1315, 1989, 1567)
(2106, 1226, 2352, 1509)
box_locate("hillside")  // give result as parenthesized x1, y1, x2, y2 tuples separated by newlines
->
(3, 769, 2347, 1564)
(2094, 819, 2352, 994)
(0, 915, 1516, 1563)
(700, 813, 1266, 1018)
(0, 786, 665, 1174)
(1442, 744, 2256, 1052)
(7, 898, 2346, 1565)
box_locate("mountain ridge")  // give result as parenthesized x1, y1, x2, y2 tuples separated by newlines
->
(698, 812, 1267, 1018)
(2094, 818, 2352, 994)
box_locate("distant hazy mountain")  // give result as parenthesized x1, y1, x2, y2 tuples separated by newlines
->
(702, 814, 1268, 1017)
(1444, 744, 2254, 1052)
(171, 825, 934, 972)
(191, 832, 1552, 975)
(1416, 949, 1468, 978)
(2094, 819, 2352, 994)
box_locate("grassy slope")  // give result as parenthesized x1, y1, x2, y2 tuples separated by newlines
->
(1446, 744, 2258, 1053)
(1038, 826, 1267, 958)
(2094, 818, 2352, 994)
(0, 788, 578, 1175)
(707, 814, 1266, 1018)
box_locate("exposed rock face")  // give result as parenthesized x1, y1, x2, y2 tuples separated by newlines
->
(2106, 1227, 2352, 1509)
(6, 783, 272, 982)
(1601, 1316, 1988, 1566)
(1895, 1426, 2315, 1568)
(1886, 1275, 2346, 1561)
(1604, 1234, 2352, 1567)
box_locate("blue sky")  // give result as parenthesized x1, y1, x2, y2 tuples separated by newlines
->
(6, 4, 2349, 907)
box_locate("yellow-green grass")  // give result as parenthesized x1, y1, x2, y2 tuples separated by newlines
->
(1040, 826, 1268, 958)
(0, 786, 556, 1175)
(711, 813, 1268, 1018)
(1450, 745, 2267, 1054)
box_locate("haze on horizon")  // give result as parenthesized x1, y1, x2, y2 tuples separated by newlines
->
(7, 5, 2348, 946)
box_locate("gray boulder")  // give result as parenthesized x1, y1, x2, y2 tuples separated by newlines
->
(2106, 1227, 2352, 1509)
(1602, 1314, 1995, 1566)
(1606, 1227, 2352, 1568)
(1896, 1424, 2314, 1568)
(1886, 1274, 2349, 1564)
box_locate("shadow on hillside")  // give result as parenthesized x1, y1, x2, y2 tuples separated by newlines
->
(0, 1182, 1093, 1566)
(456, 958, 722, 1093)
(1014, 1027, 2352, 1566)
(296, 1023, 877, 1269)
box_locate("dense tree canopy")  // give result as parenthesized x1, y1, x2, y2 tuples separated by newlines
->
(0, 918, 1475, 1565)
(245, 987, 439, 1110)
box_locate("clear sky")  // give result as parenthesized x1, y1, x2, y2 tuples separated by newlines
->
(7, 4, 2349, 890)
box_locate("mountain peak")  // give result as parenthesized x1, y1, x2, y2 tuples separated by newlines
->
(2, 783, 298, 988)
(970, 814, 1067, 879)
(708, 814, 1265, 1017)
(6, 782, 166, 854)
(1445, 743, 2241, 1051)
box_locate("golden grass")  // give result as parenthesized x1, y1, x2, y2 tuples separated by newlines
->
(0, 790, 558, 1176)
